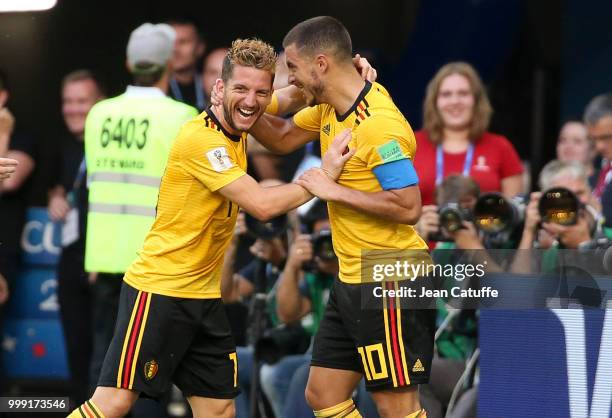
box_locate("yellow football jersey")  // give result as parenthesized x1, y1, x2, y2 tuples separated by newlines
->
(124, 109, 247, 298)
(293, 81, 427, 284)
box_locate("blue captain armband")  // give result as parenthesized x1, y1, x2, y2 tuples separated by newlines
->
(372, 159, 419, 190)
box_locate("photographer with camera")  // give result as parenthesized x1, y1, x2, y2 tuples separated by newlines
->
(417, 175, 484, 251)
(517, 160, 601, 252)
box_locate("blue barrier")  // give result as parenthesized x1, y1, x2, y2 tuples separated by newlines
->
(479, 309, 612, 418)
(2, 319, 69, 379)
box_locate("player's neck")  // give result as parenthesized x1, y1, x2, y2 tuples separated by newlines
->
(154, 69, 171, 95)
(172, 68, 195, 85)
(324, 70, 366, 116)
(211, 104, 242, 136)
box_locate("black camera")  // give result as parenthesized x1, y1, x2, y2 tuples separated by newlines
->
(254, 324, 311, 364)
(473, 193, 526, 234)
(311, 229, 335, 261)
(427, 203, 473, 242)
(538, 187, 580, 226)
(244, 212, 288, 239)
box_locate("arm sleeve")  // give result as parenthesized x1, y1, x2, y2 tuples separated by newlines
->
(354, 115, 418, 190)
(180, 127, 246, 192)
(293, 105, 323, 133)
(265, 92, 280, 115)
(498, 136, 524, 178)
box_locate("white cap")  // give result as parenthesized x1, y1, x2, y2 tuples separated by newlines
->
(126, 23, 176, 69)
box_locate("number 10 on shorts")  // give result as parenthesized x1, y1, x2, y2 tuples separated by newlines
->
(357, 343, 389, 381)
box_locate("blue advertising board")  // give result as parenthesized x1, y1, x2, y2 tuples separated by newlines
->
(479, 309, 612, 418)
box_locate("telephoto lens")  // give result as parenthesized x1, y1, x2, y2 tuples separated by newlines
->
(538, 187, 580, 226)
(473, 193, 525, 234)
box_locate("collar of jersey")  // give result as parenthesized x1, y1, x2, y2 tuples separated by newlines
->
(125, 85, 166, 98)
(335, 80, 372, 122)
(205, 107, 243, 142)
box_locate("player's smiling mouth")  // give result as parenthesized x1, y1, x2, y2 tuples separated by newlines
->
(237, 107, 256, 118)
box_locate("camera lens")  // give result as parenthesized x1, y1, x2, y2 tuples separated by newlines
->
(473, 193, 515, 233)
(439, 205, 464, 233)
(538, 187, 579, 226)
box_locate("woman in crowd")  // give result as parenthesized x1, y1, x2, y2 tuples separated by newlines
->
(556, 119, 597, 185)
(414, 62, 524, 206)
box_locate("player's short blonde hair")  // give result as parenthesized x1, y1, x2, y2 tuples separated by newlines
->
(221, 38, 277, 83)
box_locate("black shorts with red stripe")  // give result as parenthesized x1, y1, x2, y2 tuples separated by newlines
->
(311, 279, 435, 392)
(97, 282, 240, 399)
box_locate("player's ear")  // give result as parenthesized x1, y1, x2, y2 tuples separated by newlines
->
(315, 54, 329, 74)
(216, 78, 225, 94)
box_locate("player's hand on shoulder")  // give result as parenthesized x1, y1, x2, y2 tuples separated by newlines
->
(353, 54, 377, 82)
(0, 157, 18, 180)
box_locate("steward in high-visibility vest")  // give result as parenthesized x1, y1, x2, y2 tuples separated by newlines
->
(84, 87, 196, 273)
(84, 24, 197, 274)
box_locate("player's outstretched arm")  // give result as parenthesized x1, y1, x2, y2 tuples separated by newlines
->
(219, 129, 354, 220)
(248, 114, 317, 155)
(219, 175, 312, 221)
(297, 170, 422, 225)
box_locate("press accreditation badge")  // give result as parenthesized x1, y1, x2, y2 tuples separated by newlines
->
(61, 208, 79, 247)
(206, 147, 234, 172)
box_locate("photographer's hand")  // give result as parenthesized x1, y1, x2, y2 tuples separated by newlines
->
(542, 211, 591, 249)
(450, 221, 484, 250)
(416, 205, 439, 240)
(517, 192, 542, 250)
(286, 234, 313, 269)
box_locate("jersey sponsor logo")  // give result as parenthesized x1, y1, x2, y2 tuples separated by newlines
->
(322, 123, 331, 136)
(473, 155, 490, 172)
(206, 147, 234, 172)
(412, 358, 425, 372)
(144, 360, 158, 381)
(377, 139, 406, 164)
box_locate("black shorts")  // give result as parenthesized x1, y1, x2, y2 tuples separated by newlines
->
(98, 282, 240, 399)
(311, 279, 435, 392)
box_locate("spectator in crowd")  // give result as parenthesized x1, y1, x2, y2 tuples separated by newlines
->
(83, 22, 197, 414)
(167, 18, 206, 111)
(583, 93, 612, 231)
(556, 120, 596, 183)
(0, 121, 18, 181)
(517, 160, 600, 251)
(414, 62, 524, 246)
(47, 69, 104, 407)
(0, 68, 36, 393)
(202, 47, 228, 104)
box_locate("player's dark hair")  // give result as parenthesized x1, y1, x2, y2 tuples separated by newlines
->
(283, 16, 352, 63)
(131, 63, 165, 86)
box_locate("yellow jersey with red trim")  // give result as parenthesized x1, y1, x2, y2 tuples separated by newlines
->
(293, 81, 427, 284)
(124, 109, 247, 298)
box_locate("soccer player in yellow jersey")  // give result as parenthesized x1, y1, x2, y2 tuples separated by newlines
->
(249, 17, 434, 418)
(67, 39, 354, 418)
